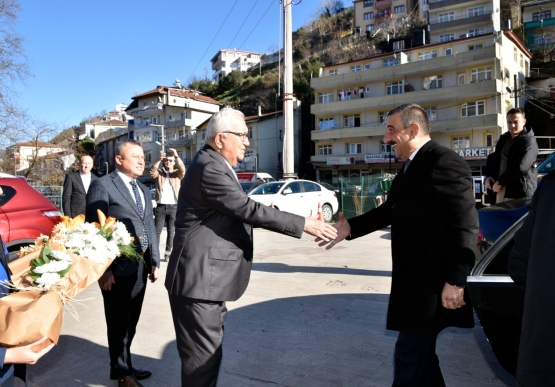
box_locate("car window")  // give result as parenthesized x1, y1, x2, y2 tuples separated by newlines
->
(287, 182, 301, 194)
(0, 185, 16, 207)
(302, 182, 321, 192)
(538, 151, 555, 174)
(250, 182, 285, 195)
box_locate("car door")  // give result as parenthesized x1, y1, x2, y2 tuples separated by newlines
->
(280, 181, 307, 216)
(300, 181, 321, 217)
(467, 215, 526, 376)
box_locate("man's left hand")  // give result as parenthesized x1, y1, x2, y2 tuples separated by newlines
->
(492, 182, 502, 193)
(441, 282, 465, 309)
(303, 216, 337, 242)
(149, 266, 159, 283)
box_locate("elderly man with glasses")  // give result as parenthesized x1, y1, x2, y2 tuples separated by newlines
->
(150, 147, 186, 261)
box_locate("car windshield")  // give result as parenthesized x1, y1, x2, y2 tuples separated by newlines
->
(249, 182, 286, 195)
(538, 151, 555, 174)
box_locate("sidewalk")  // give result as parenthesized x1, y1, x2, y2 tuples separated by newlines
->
(21, 228, 514, 386)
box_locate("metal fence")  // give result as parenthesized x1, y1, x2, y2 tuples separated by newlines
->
(30, 184, 63, 210)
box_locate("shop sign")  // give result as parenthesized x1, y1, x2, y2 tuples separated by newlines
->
(327, 156, 355, 165)
(455, 147, 493, 160)
(365, 154, 396, 163)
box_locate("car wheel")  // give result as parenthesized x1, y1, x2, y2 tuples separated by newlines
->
(322, 204, 333, 223)
(7, 249, 22, 263)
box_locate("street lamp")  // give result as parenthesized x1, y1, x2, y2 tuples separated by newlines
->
(150, 123, 165, 152)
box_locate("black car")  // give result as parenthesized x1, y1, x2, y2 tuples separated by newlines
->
(467, 214, 527, 376)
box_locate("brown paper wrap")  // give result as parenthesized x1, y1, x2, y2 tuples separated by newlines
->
(0, 244, 113, 349)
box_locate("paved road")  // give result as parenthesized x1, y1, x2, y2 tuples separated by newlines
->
(20, 227, 514, 386)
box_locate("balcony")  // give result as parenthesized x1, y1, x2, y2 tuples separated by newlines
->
(312, 125, 386, 141)
(429, 13, 491, 31)
(167, 138, 192, 147)
(164, 118, 190, 129)
(311, 79, 500, 116)
(429, 0, 484, 11)
(524, 17, 555, 29)
(374, 0, 391, 9)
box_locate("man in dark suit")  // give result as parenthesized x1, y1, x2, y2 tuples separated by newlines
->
(62, 155, 97, 217)
(86, 140, 160, 387)
(321, 104, 478, 386)
(165, 107, 337, 387)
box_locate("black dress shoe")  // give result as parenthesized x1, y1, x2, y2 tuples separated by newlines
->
(132, 367, 152, 380)
(118, 375, 144, 387)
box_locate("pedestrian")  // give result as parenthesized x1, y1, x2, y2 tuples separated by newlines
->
(485, 108, 538, 203)
(62, 155, 98, 217)
(165, 107, 337, 387)
(507, 169, 555, 386)
(320, 104, 478, 386)
(86, 139, 159, 387)
(149, 147, 185, 261)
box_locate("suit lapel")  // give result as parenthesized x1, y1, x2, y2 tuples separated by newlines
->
(74, 172, 86, 193)
(204, 145, 243, 190)
(391, 140, 437, 197)
(110, 171, 142, 218)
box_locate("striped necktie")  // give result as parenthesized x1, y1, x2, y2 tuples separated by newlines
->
(130, 180, 149, 252)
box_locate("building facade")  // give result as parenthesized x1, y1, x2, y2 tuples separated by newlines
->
(210, 49, 262, 83)
(353, 0, 417, 35)
(522, 0, 555, 53)
(7, 141, 65, 173)
(310, 28, 531, 184)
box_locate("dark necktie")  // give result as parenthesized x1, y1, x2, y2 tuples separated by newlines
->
(130, 180, 149, 252)
(404, 158, 411, 173)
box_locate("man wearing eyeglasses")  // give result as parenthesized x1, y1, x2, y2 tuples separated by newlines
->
(165, 107, 338, 387)
(150, 147, 186, 261)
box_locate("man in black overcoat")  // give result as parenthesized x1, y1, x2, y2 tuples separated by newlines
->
(62, 155, 97, 217)
(320, 104, 479, 386)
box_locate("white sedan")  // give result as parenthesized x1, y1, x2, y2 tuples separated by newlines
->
(248, 179, 338, 223)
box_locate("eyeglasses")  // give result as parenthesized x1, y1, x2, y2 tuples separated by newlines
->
(164, 159, 174, 163)
(222, 131, 249, 141)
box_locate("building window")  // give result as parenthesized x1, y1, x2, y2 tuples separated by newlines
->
(419, 50, 437, 60)
(386, 81, 403, 95)
(178, 130, 185, 139)
(366, 24, 375, 32)
(379, 112, 388, 125)
(346, 143, 362, 154)
(364, 12, 374, 20)
(364, 63, 371, 70)
(439, 12, 454, 23)
(423, 75, 442, 90)
(384, 58, 399, 67)
(344, 114, 361, 128)
(319, 118, 335, 130)
(461, 101, 485, 117)
(520, 54, 524, 68)
(514, 47, 517, 62)
(453, 136, 470, 149)
(168, 132, 177, 141)
(439, 33, 455, 42)
(445, 48, 453, 56)
(469, 44, 484, 50)
(351, 65, 361, 72)
(364, 0, 373, 6)
(381, 142, 392, 153)
(201, 132, 206, 140)
(471, 66, 492, 82)
(394, 5, 404, 13)
(468, 6, 485, 17)
(144, 150, 152, 166)
(329, 69, 338, 76)
(319, 145, 332, 155)
(424, 107, 437, 121)
(535, 36, 553, 44)
(393, 40, 404, 51)
(533, 10, 551, 21)
(248, 127, 253, 139)
(458, 73, 465, 85)
(339, 88, 356, 100)
(468, 28, 485, 37)
(318, 92, 333, 103)
(395, 19, 403, 26)
(485, 133, 493, 147)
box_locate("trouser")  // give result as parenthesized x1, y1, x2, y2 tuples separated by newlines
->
(168, 294, 227, 387)
(102, 252, 149, 378)
(392, 332, 446, 387)
(155, 204, 177, 254)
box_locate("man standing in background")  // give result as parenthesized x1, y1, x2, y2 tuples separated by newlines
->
(62, 155, 97, 217)
(150, 147, 185, 261)
(485, 108, 538, 202)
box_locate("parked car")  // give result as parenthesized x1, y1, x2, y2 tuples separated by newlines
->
(467, 215, 526, 376)
(0, 176, 63, 261)
(240, 181, 264, 194)
(248, 180, 338, 222)
(537, 150, 555, 179)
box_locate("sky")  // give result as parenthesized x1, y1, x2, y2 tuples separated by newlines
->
(16, 0, 323, 130)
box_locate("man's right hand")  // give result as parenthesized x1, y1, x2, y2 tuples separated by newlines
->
(4, 337, 55, 365)
(158, 150, 166, 161)
(316, 212, 351, 249)
(98, 270, 115, 291)
(485, 177, 495, 190)
(303, 216, 337, 242)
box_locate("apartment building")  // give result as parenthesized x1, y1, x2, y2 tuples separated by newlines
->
(7, 141, 65, 173)
(210, 49, 261, 83)
(522, 0, 555, 51)
(126, 84, 221, 177)
(354, 0, 417, 34)
(310, 29, 530, 184)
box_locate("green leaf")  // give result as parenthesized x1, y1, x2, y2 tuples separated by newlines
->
(58, 264, 72, 277)
(41, 244, 52, 263)
(32, 258, 44, 267)
(28, 272, 40, 280)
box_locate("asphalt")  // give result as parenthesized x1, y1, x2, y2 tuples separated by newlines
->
(18, 227, 515, 387)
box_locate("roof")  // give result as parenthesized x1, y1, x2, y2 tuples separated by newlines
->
(503, 29, 533, 59)
(245, 110, 284, 123)
(93, 119, 128, 126)
(131, 85, 221, 106)
(210, 48, 261, 63)
(12, 141, 61, 148)
(522, 0, 554, 8)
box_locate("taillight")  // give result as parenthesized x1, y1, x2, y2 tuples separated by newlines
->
(43, 211, 62, 219)
(477, 226, 484, 245)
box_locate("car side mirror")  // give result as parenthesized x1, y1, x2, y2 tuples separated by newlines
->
(282, 188, 293, 195)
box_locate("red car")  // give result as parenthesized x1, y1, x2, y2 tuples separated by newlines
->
(0, 176, 62, 261)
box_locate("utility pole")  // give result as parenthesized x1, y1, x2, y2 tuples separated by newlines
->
(282, 0, 297, 180)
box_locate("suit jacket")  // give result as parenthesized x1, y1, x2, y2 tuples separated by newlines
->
(85, 170, 160, 276)
(165, 145, 305, 302)
(347, 140, 479, 335)
(62, 171, 98, 218)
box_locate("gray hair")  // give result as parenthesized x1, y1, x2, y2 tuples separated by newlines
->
(388, 104, 430, 135)
(206, 108, 245, 142)
(115, 139, 142, 156)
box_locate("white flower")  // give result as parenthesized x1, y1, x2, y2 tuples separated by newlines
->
(33, 260, 70, 274)
(76, 222, 99, 235)
(112, 222, 132, 245)
(35, 272, 61, 289)
(50, 250, 72, 262)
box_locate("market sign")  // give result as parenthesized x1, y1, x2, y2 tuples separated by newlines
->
(327, 157, 355, 165)
(455, 147, 493, 160)
(365, 154, 396, 163)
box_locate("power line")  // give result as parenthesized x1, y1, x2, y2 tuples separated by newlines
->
(227, 0, 261, 49)
(185, 0, 240, 85)
(238, 0, 276, 50)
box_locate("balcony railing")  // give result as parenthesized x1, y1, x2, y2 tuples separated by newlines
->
(524, 17, 555, 29)
(429, 13, 491, 30)
(374, 0, 391, 9)
(429, 0, 480, 10)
